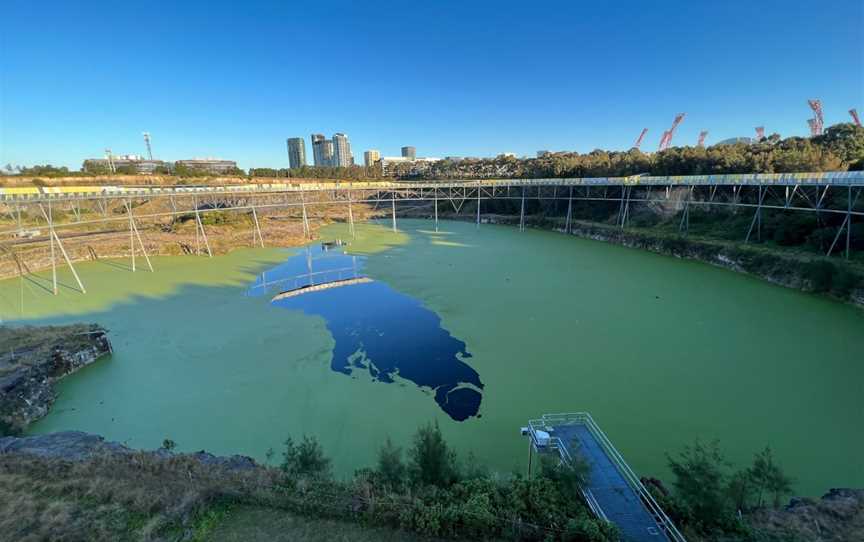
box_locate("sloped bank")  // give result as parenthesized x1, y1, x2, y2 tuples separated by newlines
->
(0, 324, 112, 434)
(414, 210, 864, 308)
(562, 220, 864, 308)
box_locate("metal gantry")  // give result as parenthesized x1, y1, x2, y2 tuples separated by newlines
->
(1, 171, 861, 295)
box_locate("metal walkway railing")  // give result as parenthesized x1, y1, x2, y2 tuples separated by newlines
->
(527, 412, 686, 542)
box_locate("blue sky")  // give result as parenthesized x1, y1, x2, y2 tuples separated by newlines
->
(1, 0, 862, 169)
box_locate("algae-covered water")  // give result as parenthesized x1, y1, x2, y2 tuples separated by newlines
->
(1, 220, 862, 496)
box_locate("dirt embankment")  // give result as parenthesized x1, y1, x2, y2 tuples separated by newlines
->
(0, 324, 112, 434)
(0, 194, 384, 279)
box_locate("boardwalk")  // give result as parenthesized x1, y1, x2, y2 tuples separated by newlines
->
(271, 277, 372, 301)
(526, 413, 685, 542)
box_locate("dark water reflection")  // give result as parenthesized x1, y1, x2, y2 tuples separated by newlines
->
(249, 246, 484, 421)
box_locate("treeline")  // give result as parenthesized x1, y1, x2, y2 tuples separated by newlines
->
(239, 423, 792, 541)
(410, 123, 864, 180)
(269, 421, 617, 541)
(248, 165, 385, 179)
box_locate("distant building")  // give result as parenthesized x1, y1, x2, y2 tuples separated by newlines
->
(401, 146, 416, 159)
(497, 152, 517, 159)
(364, 150, 381, 167)
(332, 133, 352, 167)
(175, 159, 238, 174)
(82, 154, 168, 174)
(311, 134, 331, 166)
(287, 137, 306, 168)
(537, 150, 551, 158)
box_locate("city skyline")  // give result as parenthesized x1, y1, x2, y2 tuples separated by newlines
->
(1, 1, 862, 170)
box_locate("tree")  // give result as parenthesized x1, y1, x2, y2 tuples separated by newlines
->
(408, 421, 459, 487)
(726, 469, 753, 511)
(667, 440, 732, 529)
(281, 435, 331, 479)
(376, 437, 406, 487)
(748, 446, 794, 508)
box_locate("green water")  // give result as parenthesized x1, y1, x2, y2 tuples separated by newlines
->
(2, 220, 862, 496)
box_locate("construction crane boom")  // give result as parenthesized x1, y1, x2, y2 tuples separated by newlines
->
(807, 99, 824, 135)
(633, 128, 648, 150)
(660, 113, 686, 150)
(142, 132, 153, 161)
(850, 109, 862, 127)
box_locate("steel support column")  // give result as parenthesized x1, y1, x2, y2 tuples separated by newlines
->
(251, 204, 264, 247)
(565, 186, 573, 234)
(519, 187, 526, 232)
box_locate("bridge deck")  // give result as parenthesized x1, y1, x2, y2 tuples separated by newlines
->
(527, 413, 684, 542)
(554, 424, 664, 541)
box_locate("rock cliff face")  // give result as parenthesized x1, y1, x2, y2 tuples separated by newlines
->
(748, 488, 864, 541)
(0, 431, 257, 470)
(0, 324, 112, 433)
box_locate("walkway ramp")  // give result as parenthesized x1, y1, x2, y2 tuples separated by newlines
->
(526, 413, 685, 542)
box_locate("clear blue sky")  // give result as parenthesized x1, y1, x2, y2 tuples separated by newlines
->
(2, 0, 862, 170)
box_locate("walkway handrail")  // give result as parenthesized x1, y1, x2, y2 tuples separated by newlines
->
(540, 413, 687, 542)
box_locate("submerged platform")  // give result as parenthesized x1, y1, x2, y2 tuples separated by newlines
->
(525, 413, 685, 542)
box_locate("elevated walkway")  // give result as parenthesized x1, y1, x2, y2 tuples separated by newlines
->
(525, 413, 685, 542)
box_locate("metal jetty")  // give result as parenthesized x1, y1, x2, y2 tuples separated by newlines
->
(524, 413, 685, 542)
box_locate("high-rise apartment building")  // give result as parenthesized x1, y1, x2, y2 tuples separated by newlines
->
(287, 137, 306, 168)
(332, 133, 352, 167)
(311, 134, 326, 166)
(401, 146, 416, 159)
(363, 150, 381, 167)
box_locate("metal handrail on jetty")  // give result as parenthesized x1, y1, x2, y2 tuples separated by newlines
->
(526, 412, 686, 542)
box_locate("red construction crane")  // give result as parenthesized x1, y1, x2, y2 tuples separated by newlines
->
(697, 130, 708, 147)
(807, 99, 824, 135)
(658, 130, 670, 151)
(633, 128, 648, 150)
(755, 126, 765, 140)
(850, 109, 862, 127)
(663, 113, 686, 149)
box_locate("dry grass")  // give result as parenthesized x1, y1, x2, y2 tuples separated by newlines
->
(0, 452, 280, 541)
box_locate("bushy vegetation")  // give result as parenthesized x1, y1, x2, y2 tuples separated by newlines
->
(652, 441, 795, 539)
(274, 422, 616, 541)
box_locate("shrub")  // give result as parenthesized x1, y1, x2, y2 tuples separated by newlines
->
(281, 435, 331, 480)
(803, 260, 834, 292)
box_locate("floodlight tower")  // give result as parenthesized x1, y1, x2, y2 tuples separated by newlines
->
(755, 126, 765, 140)
(633, 128, 648, 150)
(142, 132, 153, 160)
(850, 109, 862, 127)
(807, 99, 824, 135)
(697, 130, 708, 147)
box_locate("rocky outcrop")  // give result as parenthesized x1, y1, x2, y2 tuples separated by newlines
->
(748, 488, 864, 541)
(0, 430, 257, 470)
(0, 324, 112, 433)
